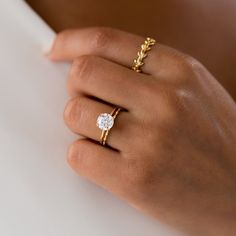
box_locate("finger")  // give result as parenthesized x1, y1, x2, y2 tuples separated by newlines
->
(49, 27, 194, 81)
(68, 55, 150, 110)
(48, 27, 158, 74)
(67, 139, 125, 194)
(64, 96, 134, 151)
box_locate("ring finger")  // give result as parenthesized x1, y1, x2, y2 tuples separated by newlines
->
(64, 96, 135, 151)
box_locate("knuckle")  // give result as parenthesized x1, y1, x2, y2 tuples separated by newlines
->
(180, 54, 203, 73)
(90, 27, 114, 51)
(64, 99, 78, 128)
(67, 140, 87, 172)
(166, 88, 182, 110)
(64, 97, 84, 129)
(70, 55, 93, 83)
(162, 87, 194, 127)
(169, 88, 191, 115)
(168, 51, 203, 83)
(156, 85, 183, 125)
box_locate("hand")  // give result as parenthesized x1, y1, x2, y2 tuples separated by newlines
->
(48, 27, 236, 235)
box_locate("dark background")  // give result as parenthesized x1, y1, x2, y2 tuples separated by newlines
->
(26, 0, 236, 100)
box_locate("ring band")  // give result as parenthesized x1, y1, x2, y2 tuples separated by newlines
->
(97, 107, 121, 146)
(132, 37, 156, 73)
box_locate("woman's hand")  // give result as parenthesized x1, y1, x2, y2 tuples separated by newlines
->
(48, 27, 236, 235)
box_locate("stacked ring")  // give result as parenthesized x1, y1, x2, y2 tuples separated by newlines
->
(97, 107, 122, 146)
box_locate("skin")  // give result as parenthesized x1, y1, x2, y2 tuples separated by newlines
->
(25, 1, 236, 234)
(26, 0, 236, 100)
(47, 27, 236, 235)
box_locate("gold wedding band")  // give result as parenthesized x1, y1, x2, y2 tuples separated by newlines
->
(97, 107, 121, 146)
(132, 37, 156, 73)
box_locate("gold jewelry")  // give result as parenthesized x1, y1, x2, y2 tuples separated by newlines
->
(96, 37, 155, 146)
(97, 107, 121, 146)
(132, 37, 156, 73)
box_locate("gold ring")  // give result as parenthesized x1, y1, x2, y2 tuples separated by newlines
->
(97, 107, 121, 146)
(96, 37, 155, 146)
(132, 37, 156, 73)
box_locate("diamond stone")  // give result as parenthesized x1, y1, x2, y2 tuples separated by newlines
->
(97, 113, 114, 131)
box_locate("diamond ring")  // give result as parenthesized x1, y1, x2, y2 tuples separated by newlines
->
(96, 107, 121, 146)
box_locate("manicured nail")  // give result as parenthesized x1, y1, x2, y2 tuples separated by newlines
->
(44, 34, 56, 59)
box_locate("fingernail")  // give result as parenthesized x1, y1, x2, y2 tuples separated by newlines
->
(43, 34, 56, 59)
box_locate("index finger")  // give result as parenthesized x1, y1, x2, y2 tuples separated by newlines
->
(48, 27, 158, 74)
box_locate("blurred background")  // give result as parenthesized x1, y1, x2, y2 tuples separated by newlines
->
(26, 0, 236, 100)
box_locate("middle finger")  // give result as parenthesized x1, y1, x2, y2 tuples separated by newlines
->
(68, 55, 151, 110)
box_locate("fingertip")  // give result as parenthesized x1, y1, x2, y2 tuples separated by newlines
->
(45, 31, 64, 61)
(42, 33, 55, 57)
(46, 29, 77, 61)
(45, 39, 57, 61)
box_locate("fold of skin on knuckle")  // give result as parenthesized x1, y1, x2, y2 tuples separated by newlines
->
(177, 54, 204, 84)
(64, 97, 84, 132)
(181, 54, 203, 72)
(155, 46, 202, 85)
(158, 91, 187, 132)
(89, 27, 114, 53)
(70, 55, 94, 89)
(152, 46, 183, 79)
(67, 140, 87, 174)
